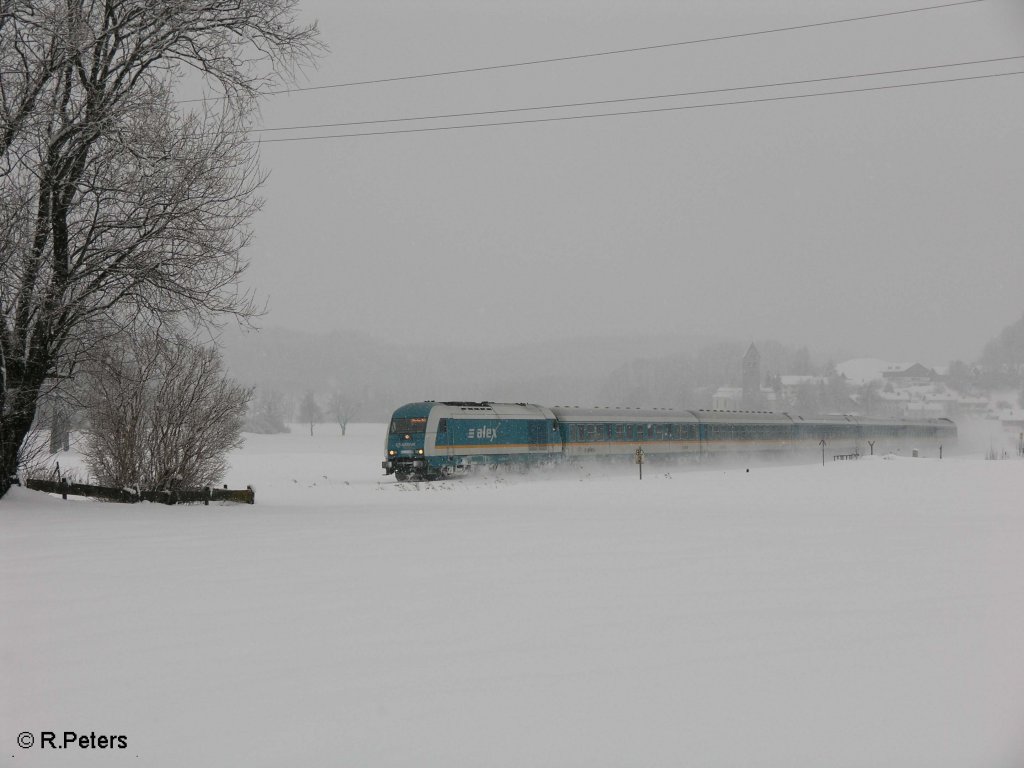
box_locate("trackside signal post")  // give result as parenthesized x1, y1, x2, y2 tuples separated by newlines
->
(635, 447, 645, 480)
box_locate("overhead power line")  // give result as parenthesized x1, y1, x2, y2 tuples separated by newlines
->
(179, 0, 986, 103)
(252, 69, 1024, 142)
(252, 54, 1024, 134)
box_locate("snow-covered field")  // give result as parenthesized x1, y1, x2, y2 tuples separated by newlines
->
(3, 423, 1024, 767)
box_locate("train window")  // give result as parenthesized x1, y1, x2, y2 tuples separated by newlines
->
(390, 417, 427, 433)
(625, 424, 634, 440)
(437, 418, 448, 435)
(615, 424, 624, 440)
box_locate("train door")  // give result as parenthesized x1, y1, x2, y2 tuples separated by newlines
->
(437, 418, 454, 458)
(527, 420, 547, 451)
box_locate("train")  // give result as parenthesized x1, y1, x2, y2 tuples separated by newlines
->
(382, 401, 957, 480)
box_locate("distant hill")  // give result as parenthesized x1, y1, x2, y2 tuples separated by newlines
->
(219, 325, 722, 421)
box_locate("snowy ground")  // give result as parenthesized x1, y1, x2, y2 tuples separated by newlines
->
(3, 423, 1024, 767)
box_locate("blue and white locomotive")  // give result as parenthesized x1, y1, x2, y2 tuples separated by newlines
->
(383, 401, 560, 480)
(383, 401, 957, 480)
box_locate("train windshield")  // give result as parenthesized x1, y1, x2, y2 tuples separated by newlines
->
(390, 417, 427, 434)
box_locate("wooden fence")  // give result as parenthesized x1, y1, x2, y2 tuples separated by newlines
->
(25, 477, 254, 505)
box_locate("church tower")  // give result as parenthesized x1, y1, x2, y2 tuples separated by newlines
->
(742, 343, 761, 408)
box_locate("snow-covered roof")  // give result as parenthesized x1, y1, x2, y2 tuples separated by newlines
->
(835, 358, 892, 385)
(712, 386, 744, 397)
(779, 375, 818, 387)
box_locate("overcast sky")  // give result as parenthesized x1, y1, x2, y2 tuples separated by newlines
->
(239, 0, 1023, 366)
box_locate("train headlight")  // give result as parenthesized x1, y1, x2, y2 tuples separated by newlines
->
(417, 449, 424, 455)
(388, 450, 396, 456)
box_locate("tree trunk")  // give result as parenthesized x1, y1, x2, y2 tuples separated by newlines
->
(0, 373, 46, 497)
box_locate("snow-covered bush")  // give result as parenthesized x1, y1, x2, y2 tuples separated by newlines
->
(81, 334, 251, 490)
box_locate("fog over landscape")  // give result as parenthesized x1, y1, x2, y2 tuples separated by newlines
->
(240, 0, 1024, 367)
(5, 2, 1024, 765)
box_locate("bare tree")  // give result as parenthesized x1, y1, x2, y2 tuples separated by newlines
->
(297, 391, 321, 437)
(0, 1, 321, 496)
(857, 381, 882, 418)
(81, 332, 251, 490)
(326, 391, 359, 436)
(245, 388, 290, 434)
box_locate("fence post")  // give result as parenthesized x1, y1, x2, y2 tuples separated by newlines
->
(204, 486, 211, 506)
(60, 477, 68, 500)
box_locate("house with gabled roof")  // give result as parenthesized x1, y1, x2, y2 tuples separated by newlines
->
(882, 363, 936, 386)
